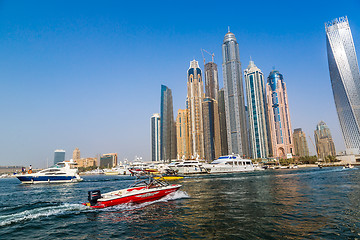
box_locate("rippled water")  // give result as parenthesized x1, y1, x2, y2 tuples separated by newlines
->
(1, 167, 360, 239)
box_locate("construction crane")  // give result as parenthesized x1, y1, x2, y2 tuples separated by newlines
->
(201, 49, 215, 65)
(308, 135, 318, 158)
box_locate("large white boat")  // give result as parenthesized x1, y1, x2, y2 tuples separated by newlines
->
(203, 155, 254, 173)
(16, 161, 83, 184)
(169, 160, 208, 174)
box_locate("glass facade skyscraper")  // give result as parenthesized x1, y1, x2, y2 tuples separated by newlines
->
(54, 149, 65, 164)
(244, 60, 269, 159)
(151, 113, 161, 161)
(160, 85, 177, 161)
(222, 31, 249, 157)
(326, 16, 360, 154)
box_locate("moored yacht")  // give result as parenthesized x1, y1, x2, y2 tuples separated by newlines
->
(16, 161, 82, 184)
(168, 160, 208, 174)
(203, 155, 254, 173)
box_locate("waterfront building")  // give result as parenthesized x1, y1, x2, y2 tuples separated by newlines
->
(222, 30, 249, 157)
(204, 62, 219, 101)
(151, 113, 161, 161)
(176, 109, 190, 159)
(314, 121, 336, 160)
(100, 153, 118, 168)
(160, 85, 177, 161)
(72, 147, 80, 161)
(76, 157, 97, 168)
(266, 70, 294, 158)
(187, 60, 205, 159)
(202, 98, 221, 161)
(244, 60, 269, 159)
(54, 149, 65, 164)
(325, 16, 360, 155)
(293, 128, 309, 157)
(218, 88, 228, 156)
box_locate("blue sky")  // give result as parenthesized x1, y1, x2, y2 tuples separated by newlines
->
(1, 0, 360, 167)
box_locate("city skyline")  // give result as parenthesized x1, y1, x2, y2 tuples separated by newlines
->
(1, 1, 360, 167)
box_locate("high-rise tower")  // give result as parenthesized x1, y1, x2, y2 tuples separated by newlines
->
(204, 62, 219, 101)
(72, 147, 80, 161)
(202, 59, 221, 161)
(244, 60, 269, 159)
(151, 113, 161, 161)
(266, 70, 294, 158)
(325, 16, 360, 154)
(176, 109, 190, 159)
(314, 121, 336, 160)
(160, 85, 177, 161)
(218, 89, 228, 156)
(187, 60, 204, 159)
(54, 149, 65, 164)
(293, 128, 309, 157)
(222, 31, 249, 157)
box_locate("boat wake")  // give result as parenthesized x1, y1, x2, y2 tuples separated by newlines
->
(0, 202, 88, 227)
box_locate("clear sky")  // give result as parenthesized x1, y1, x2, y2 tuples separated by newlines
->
(1, 0, 360, 168)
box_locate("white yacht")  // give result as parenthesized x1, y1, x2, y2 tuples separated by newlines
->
(169, 160, 208, 174)
(204, 155, 254, 173)
(16, 161, 83, 184)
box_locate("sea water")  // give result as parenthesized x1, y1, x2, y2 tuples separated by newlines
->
(0, 167, 359, 239)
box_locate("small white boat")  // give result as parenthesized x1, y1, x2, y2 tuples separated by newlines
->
(16, 161, 82, 184)
(343, 164, 354, 169)
(203, 155, 254, 174)
(169, 160, 208, 174)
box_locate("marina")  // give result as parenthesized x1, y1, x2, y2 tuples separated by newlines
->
(1, 167, 359, 239)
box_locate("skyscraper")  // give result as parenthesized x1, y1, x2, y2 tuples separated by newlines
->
(325, 16, 360, 154)
(202, 98, 221, 161)
(100, 153, 118, 168)
(222, 31, 249, 157)
(176, 109, 190, 159)
(314, 121, 336, 160)
(266, 70, 294, 158)
(244, 60, 269, 159)
(218, 88, 228, 156)
(293, 128, 309, 157)
(187, 60, 205, 159)
(204, 62, 219, 101)
(160, 85, 177, 161)
(54, 149, 65, 164)
(203, 59, 221, 161)
(72, 147, 80, 161)
(151, 113, 161, 161)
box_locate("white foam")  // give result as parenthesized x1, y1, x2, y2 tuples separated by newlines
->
(0, 203, 87, 227)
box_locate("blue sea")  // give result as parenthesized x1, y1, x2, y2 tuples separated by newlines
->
(1, 167, 359, 239)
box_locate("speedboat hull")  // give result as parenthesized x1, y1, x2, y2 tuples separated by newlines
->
(84, 184, 181, 208)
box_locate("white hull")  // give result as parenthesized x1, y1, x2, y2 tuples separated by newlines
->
(204, 165, 254, 173)
(176, 167, 208, 174)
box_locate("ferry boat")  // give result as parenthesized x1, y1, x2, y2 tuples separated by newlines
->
(83, 170, 181, 208)
(169, 160, 208, 174)
(203, 155, 254, 173)
(16, 161, 82, 184)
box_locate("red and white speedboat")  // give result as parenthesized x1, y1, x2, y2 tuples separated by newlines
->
(83, 171, 182, 208)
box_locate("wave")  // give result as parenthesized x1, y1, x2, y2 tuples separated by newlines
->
(0, 203, 87, 227)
